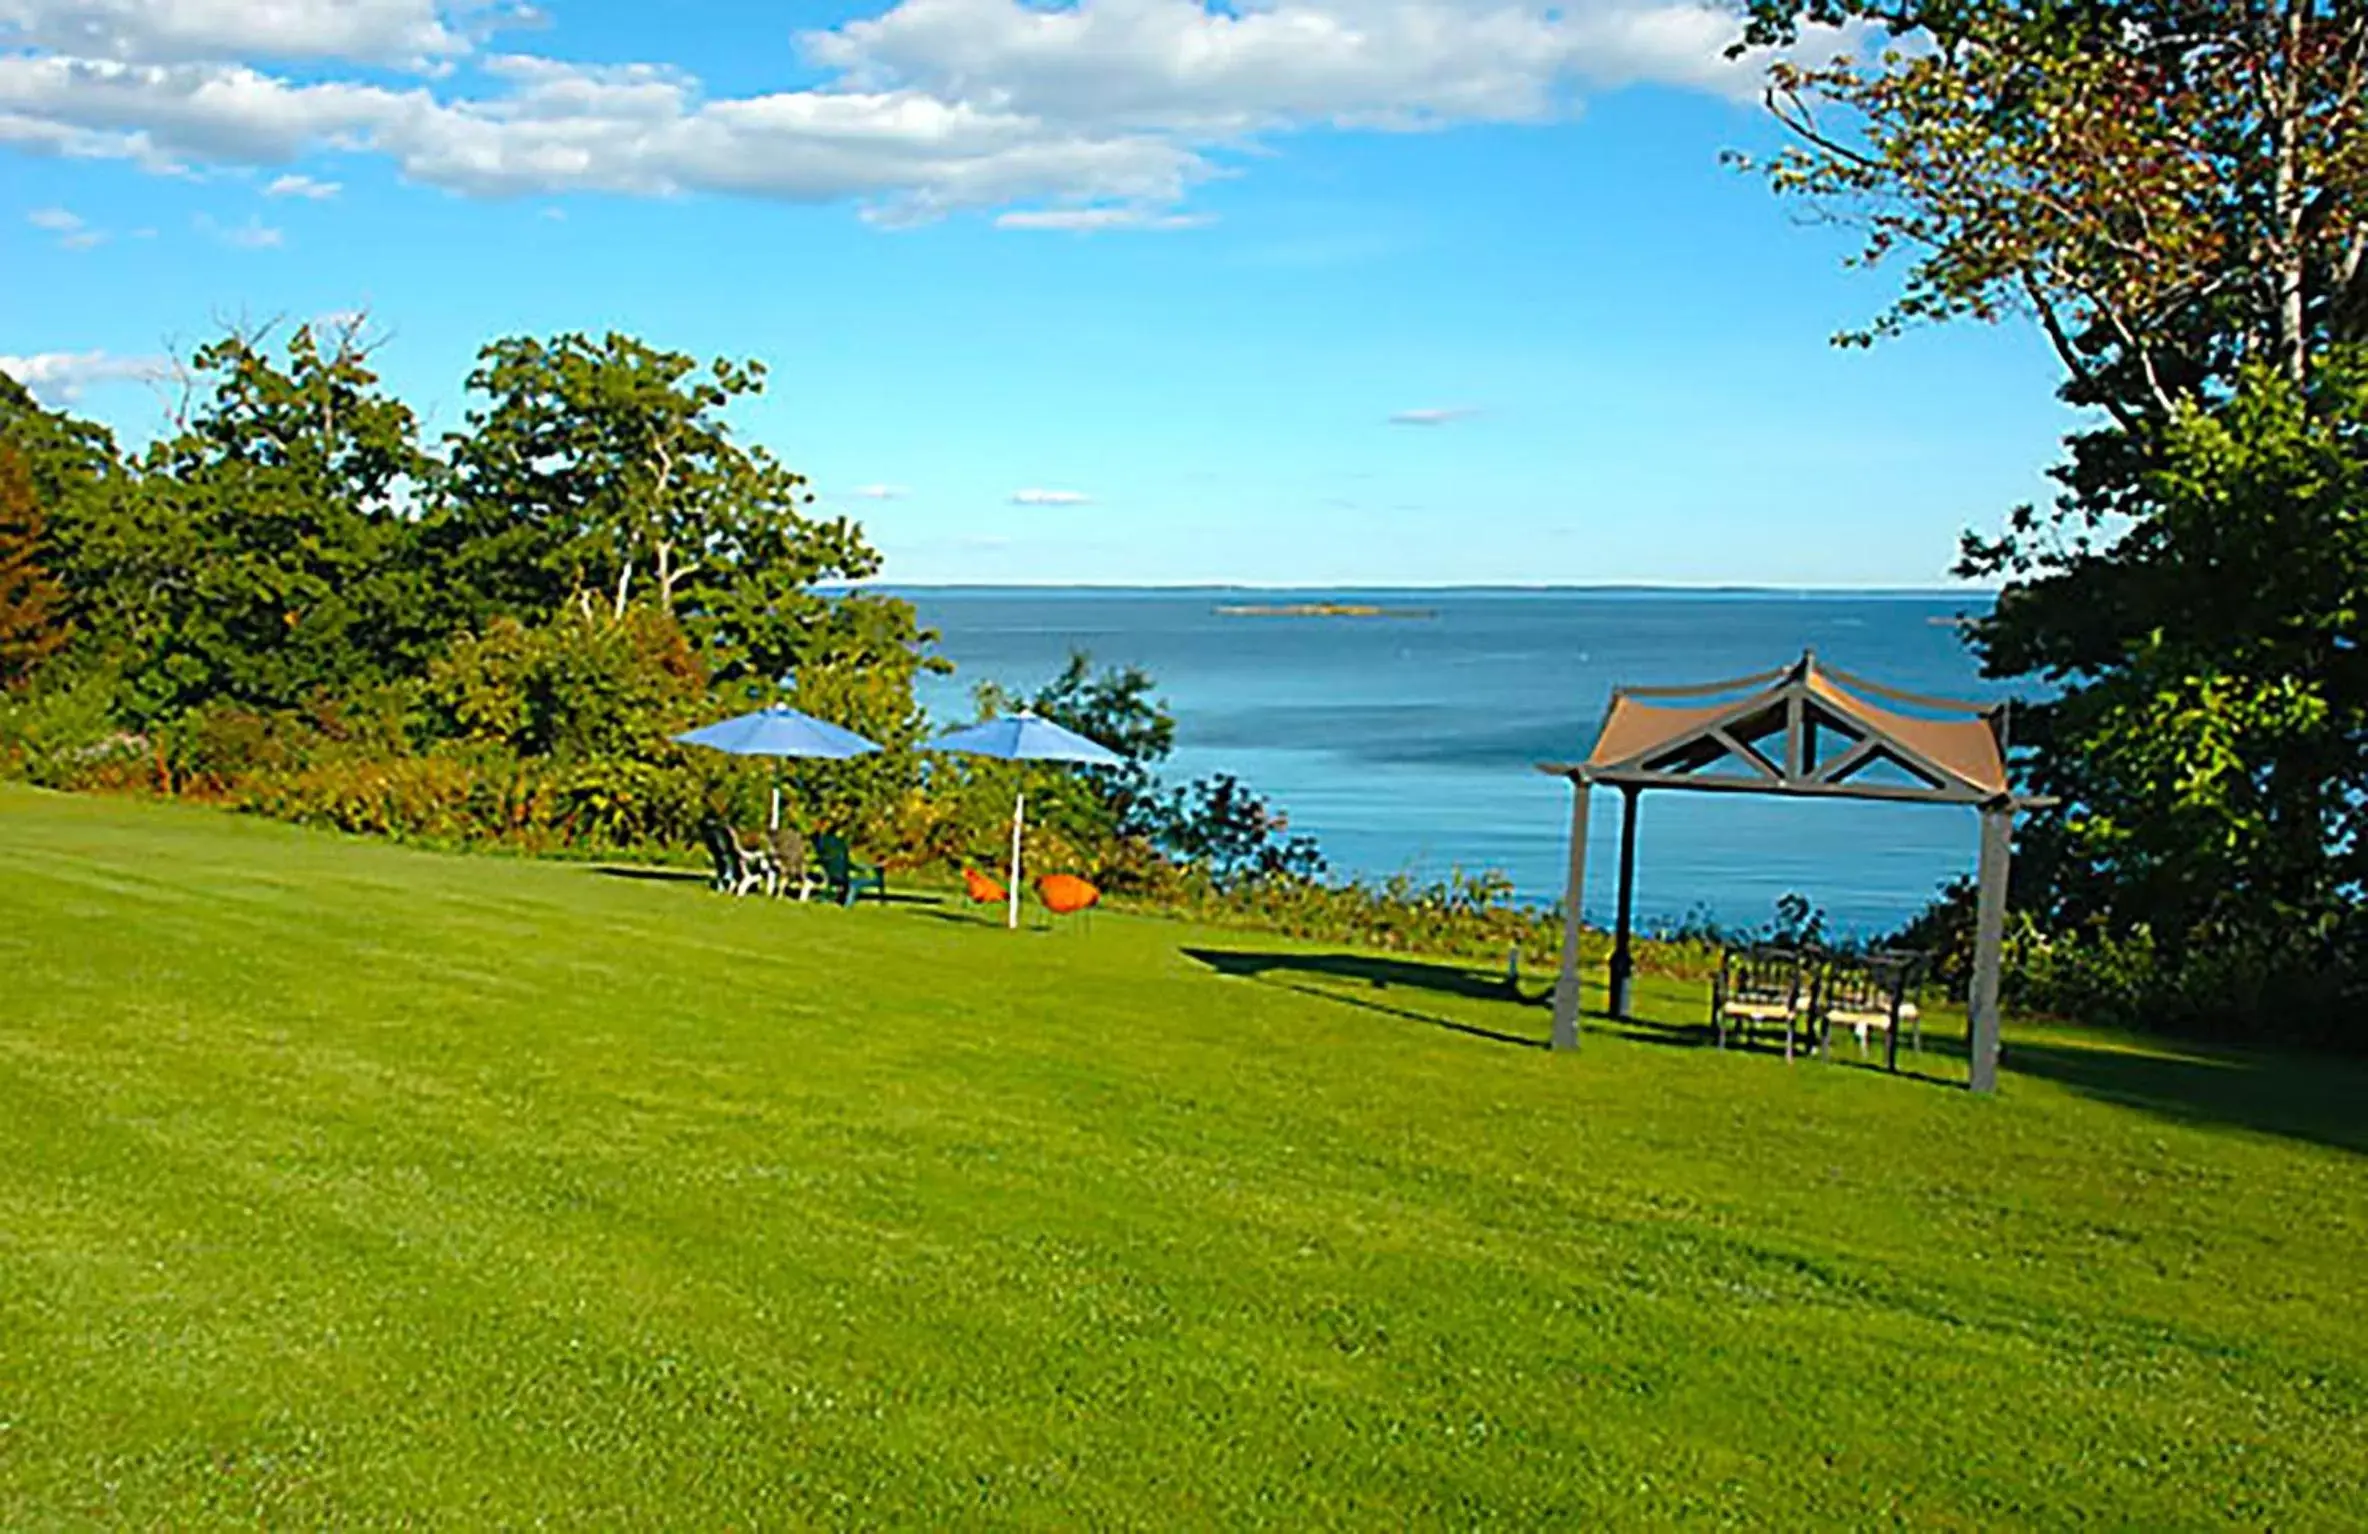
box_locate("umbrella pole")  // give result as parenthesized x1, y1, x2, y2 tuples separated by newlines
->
(1008, 789, 1024, 931)
(770, 777, 781, 832)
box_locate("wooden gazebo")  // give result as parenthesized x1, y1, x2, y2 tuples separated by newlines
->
(1538, 651, 2046, 1093)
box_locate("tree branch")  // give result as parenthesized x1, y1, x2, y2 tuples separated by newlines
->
(2021, 269, 2145, 434)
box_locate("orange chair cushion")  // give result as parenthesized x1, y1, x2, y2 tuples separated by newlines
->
(1036, 873, 1101, 915)
(962, 867, 1008, 904)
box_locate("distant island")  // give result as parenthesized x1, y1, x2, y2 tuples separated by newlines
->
(1215, 602, 1437, 619)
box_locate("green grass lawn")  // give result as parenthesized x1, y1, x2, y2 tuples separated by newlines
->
(4, 786, 2364, 1526)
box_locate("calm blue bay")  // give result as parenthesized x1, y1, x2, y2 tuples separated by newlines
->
(893, 588, 2008, 936)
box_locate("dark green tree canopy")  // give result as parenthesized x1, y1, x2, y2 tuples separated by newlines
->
(122, 319, 438, 717)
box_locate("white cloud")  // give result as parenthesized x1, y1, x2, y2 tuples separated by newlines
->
(1, 347, 166, 402)
(264, 170, 338, 197)
(0, 53, 1203, 220)
(995, 204, 1212, 231)
(848, 483, 909, 499)
(0, 0, 1778, 225)
(0, 0, 474, 66)
(807, 0, 1763, 134)
(196, 210, 283, 247)
(1011, 487, 1091, 505)
(25, 203, 106, 246)
(1389, 405, 1476, 425)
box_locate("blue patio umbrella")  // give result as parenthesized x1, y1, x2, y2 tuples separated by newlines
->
(673, 705, 881, 830)
(932, 710, 1122, 929)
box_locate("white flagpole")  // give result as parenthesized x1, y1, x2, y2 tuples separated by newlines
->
(1007, 789, 1024, 930)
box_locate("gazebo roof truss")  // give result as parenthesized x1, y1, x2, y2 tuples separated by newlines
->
(1555, 651, 2017, 809)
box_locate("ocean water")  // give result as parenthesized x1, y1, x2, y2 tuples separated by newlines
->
(896, 588, 2009, 936)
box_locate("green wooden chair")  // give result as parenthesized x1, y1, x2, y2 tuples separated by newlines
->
(811, 832, 886, 907)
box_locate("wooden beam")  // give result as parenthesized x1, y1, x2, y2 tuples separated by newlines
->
(1818, 739, 1945, 792)
(1968, 805, 2012, 1094)
(1707, 727, 1782, 781)
(1552, 779, 1592, 1051)
(1610, 786, 1641, 1019)
(1580, 769, 1990, 807)
(1812, 735, 1884, 785)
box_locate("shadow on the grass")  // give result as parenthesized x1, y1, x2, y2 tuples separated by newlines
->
(592, 864, 706, 885)
(914, 905, 1080, 932)
(1182, 948, 1547, 1051)
(1591, 1013, 1714, 1051)
(2006, 1037, 2368, 1157)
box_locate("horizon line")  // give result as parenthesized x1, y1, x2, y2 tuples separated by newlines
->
(844, 580, 2000, 596)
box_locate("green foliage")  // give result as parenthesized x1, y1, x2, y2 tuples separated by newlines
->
(109, 322, 439, 720)
(1156, 772, 1326, 889)
(427, 607, 709, 763)
(435, 331, 885, 693)
(971, 650, 1327, 892)
(1745, 2, 2368, 1042)
(0, 442, 67, 689)
(1735, 1, 2368, 413)
(0, 373, 136, 670)
(1964, 360, 2368, 1038)
(5, 316, 1638, 983)
(777, 591, 946, 845)
(2, 318, 941, 867)
(0, 662, 132, 786)
(1027, 649, 1176, 767)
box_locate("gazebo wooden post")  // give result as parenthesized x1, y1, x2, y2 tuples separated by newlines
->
(1967, 801, 2013, 1094)
(1551, 775, 1593, 1051)
(1609, 784, 1642, 1020)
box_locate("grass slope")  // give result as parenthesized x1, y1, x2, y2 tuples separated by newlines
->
(2, 786, 2364, 1526)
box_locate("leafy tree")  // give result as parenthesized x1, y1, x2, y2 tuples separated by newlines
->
(970, 650, 1326, 889)
(438, 332, 885, 689)
(0, 442, 67, 689)
(440, 332, 751, 620)
(1737, 1, 2368, 416)
(2010, 363, 2368, 951)
(1739, 0, 2368, 1035)
(123, 319, 439, 718)
(426, 607, 709, 763)
(778, 591, 947, 841)
(1022, 650, 1176, 838)
(1159, 772, 1326, 891)
(0, 372, 144, 663)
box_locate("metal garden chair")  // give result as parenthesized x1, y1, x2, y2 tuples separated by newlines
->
(1711, 944, 1813, 1059)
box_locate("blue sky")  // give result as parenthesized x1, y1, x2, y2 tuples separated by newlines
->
(0, 1, 2077, 586)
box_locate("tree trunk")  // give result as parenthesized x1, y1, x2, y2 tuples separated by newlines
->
(2268, 0, 2311, 384)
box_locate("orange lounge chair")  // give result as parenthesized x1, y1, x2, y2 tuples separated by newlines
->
(1035, 873, 1101, 917)
(962, 867, 1009, 905)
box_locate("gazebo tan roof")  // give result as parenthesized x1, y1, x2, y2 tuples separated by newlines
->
(1562, 652, 2014, 805)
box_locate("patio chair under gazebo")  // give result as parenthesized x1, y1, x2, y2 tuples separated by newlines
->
(1538, 650, 2049, 1094)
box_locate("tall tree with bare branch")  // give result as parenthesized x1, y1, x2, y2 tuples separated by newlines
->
(1738, 1, 2368, 1037)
